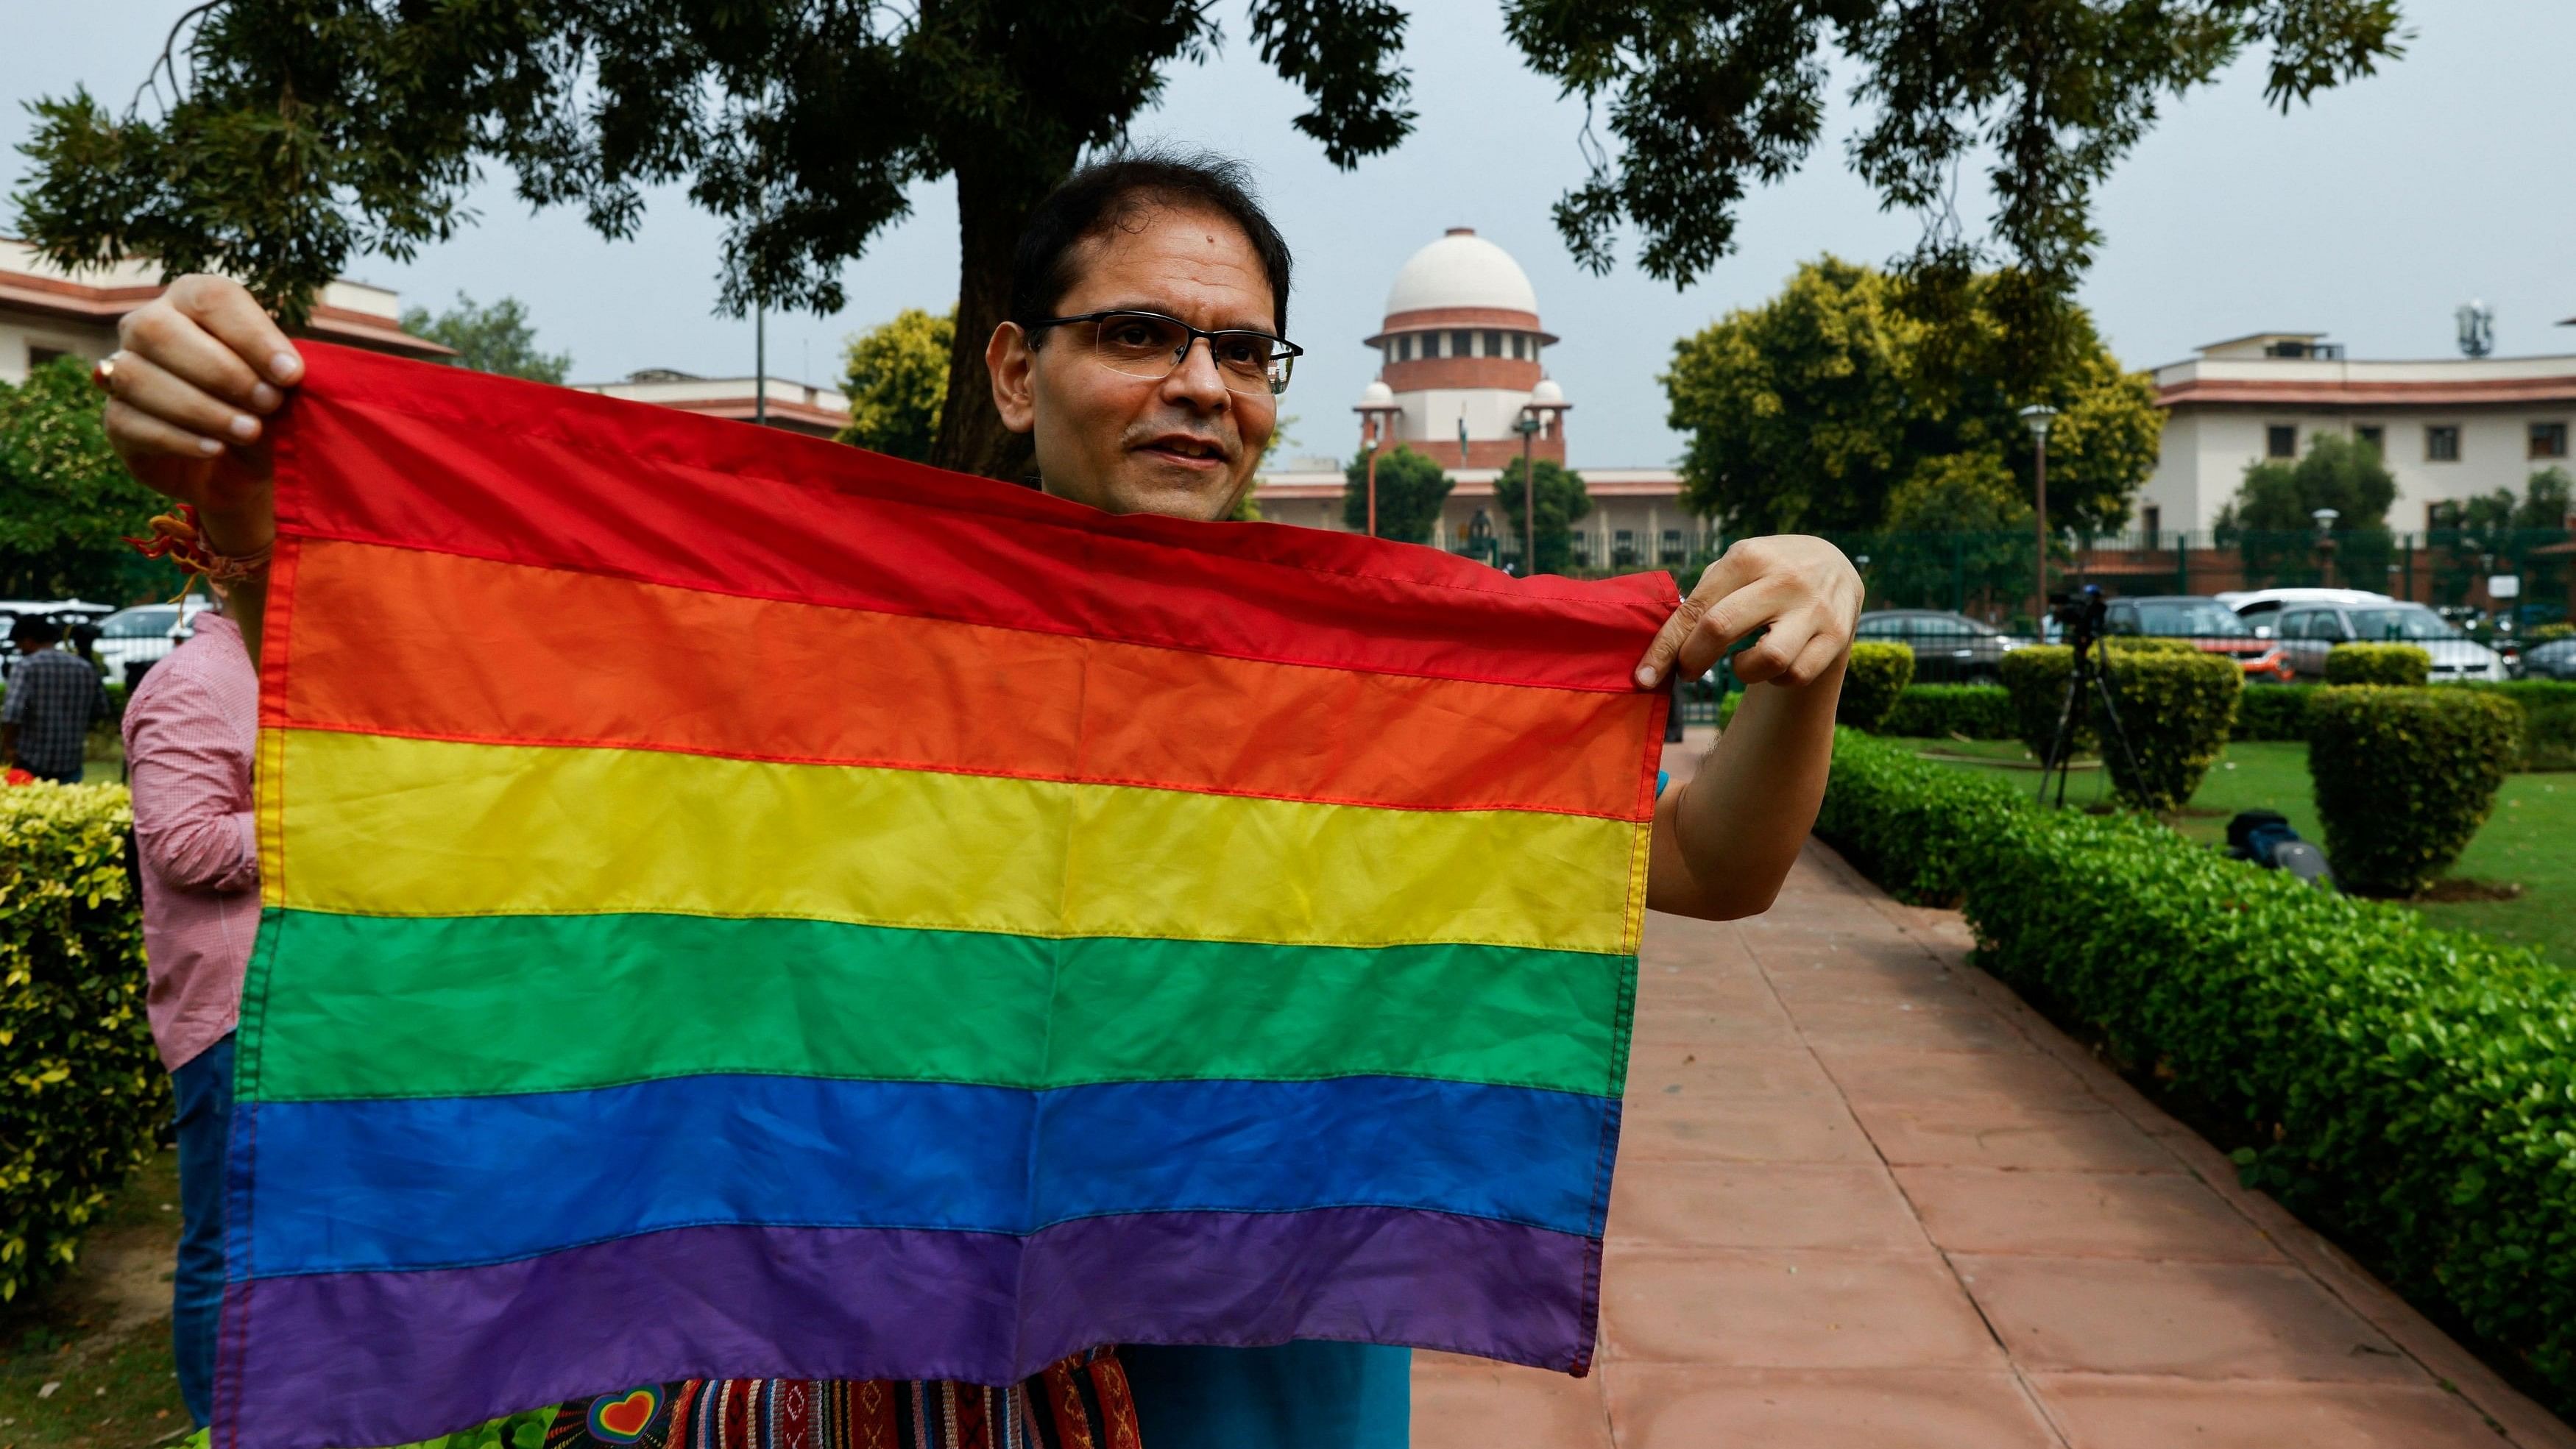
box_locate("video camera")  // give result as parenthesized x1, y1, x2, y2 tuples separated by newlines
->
(2048, 585, 2108, 651)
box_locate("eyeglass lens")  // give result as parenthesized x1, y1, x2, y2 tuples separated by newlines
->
(1092, 313, 1292, 394)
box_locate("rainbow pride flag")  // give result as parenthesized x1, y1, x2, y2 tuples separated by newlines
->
(224, 344, 1671, 1448)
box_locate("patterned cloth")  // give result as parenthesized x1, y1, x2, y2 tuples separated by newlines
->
(542, 1353, 1140, 1449)
(2, 646, 107, 779)
(120, 613, 261, 1071)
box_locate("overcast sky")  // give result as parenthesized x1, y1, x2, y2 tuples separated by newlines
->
(10, 2, 2571, 468)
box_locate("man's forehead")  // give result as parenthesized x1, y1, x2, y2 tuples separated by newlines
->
(1060, 206, 1278, 332)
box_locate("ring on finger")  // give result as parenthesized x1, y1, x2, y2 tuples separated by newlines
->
(91, 352, 121, 393)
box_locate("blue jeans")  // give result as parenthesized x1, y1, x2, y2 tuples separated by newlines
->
(1123, 1342, 1411, 1448)
(172, 1034, 235, 1427)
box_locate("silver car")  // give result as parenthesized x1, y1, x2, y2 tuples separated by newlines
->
(2274, 603, 2508, 682)
(1854, 609, 2027, 683)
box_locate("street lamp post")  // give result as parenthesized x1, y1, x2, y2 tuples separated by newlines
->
(1515, 380, 1571, 574)
(1353, 382, 1403, 539)
(2020, 405, 2059, 624)
(2312, 506, 2341, 588)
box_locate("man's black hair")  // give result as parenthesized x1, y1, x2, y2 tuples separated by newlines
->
(11, 614, 62, 645)
(1010, 149, 1292, 338)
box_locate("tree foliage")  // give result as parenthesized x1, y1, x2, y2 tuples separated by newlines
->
(1491, 457, 1593, 575)
(399, 293, 572, 383)
(15, 0, 1414, 481)
(1665, 257, 2159, 536)
(0, 359, 174, 602)
(836, 306, 955, 463)
(19, 1, 2399, 478)
(1871, 450, 2036, 609)
(1342, 444, 1451, 545)
(2427, 467, 2574, 536)
(2216, 432, 2396, 581)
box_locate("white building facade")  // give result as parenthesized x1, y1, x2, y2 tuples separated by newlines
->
(2140, 333, 2576, 539)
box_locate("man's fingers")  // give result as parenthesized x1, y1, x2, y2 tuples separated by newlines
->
(103, 397, 224, 464)
(168, 276, 302, 387)
(1633, 595, 1706, 687)
(102, 351, 263, 447)
(119, 303, 282, 412)
(1780, 628, 1846, 688)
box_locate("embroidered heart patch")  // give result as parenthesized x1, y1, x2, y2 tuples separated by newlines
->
(589, 1386, 662, 1442)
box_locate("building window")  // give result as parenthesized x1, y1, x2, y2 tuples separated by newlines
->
(27, 346, 70, 371)
(2531, 422, 2569, 459)
(1510, 334, 1526, 360)
(1394, 335, 1410, 362)
(1568, 531, 1588, 564)
(2355, 425, 2385, 455)
(1450, 330, 1472, 359)
(1660, 528, 1684, 564)
(1613, 530, 1638, 566)
(2142, 506, 2162, 545)
(1482, 330, 1501, 358)
(2427, 425, 2461, 462)
(2265, 425, 2297, 459)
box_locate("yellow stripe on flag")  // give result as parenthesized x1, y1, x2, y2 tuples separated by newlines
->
(269, 729, 1642, 954)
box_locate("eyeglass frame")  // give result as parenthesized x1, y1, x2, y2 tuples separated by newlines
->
(1026, 309, 1303, 396)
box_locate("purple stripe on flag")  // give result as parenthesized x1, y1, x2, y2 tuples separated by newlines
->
(219, 1207, 1597, 1449)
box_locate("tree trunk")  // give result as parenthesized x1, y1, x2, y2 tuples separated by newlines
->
(930, 157, 1064, 482)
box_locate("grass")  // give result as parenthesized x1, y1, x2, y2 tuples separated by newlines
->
(0, 1152, 191, 1449)
(1886, 737, 2576, 967)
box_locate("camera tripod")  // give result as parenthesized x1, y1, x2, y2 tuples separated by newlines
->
(2038, 599, 2148, 809)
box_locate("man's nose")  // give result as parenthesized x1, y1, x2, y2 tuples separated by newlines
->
(1159, 336, 1232, 411)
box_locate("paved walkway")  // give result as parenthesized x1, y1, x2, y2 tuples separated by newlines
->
(1409, 731, 2576, 1449)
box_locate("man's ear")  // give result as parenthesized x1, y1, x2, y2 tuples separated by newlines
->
(986, 322, 1037, 435)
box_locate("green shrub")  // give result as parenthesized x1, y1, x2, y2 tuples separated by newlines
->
(2102, 634, 2199, 654)
(2458, 679, 2576, 771)
(0, 783, 163, 1303)
(2232, 684, 2313, 740)
(1880, 684, 2017, 740)
(1836, 642, 1914, 731)
(1998, 644, 2241, 808)
(2326, 642, 2432, 686)
(1811, 729, 2023, 907)
(2308, 687, 2519, 896)
(1819, 734, 2576, 1411)
(2527, 621, 2573, 643)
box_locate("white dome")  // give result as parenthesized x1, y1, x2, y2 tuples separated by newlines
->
(1529, 378, 1565, 405)
(1359, 380, 1395, 406)
(1384, 229, 1539, 318)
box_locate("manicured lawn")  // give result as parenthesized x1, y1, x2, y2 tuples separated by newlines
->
(0, 1152, 191, 1449)
(1885, 737, 2576, 966)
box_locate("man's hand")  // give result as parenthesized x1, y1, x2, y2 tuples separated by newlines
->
(99, 274, 302, 557)
(1633, 535, 1864, 692)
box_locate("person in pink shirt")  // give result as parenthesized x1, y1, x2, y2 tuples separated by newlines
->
(119, 592, 258, 1429)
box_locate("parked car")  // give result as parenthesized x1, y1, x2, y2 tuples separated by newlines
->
(1853, 609, 2028, 683)
(91, 599, 216, 684)
(2215, 587, 2393, 639)
(2521, 637, 2576, 681)
(2274, 602, 2508, 682)
(2101, 595, 2293, 681)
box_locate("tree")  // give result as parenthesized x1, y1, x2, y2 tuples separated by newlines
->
(1663, 257, 2160, 536)
(17, 0, 1414, 482)
(0, 358, 177, 600)
(19, 3, 2397, 481)
(1870, 450, 2034, 612)
(1491, 458, 1593, 575)
(2516, 467, 2572, 531)
(398, 293, 572, 383)
(1342, 445, 1451, 545)
(1509, 0, 2402, 376)
(2215, 432, 2396, 581)
(837, 306, 955, 462)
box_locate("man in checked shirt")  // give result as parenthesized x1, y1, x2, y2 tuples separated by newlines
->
(119, 588, 261, 1430)
(4, 614, 108, 783)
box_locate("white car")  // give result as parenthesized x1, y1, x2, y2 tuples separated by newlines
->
(2274, 602, 2508, 682)
(92, 599, 217, 684)
(0, 599, 119, 684)
(2216, 587, 2393, 639)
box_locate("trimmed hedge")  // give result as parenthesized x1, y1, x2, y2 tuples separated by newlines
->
(2464, 680, 2576, 771)
(1819, 731, 2576, 1410)
(1879, 684, 2017, 740)
(1811, 726, 2023, 907)
(2234, 684, 2313, 741)
(2326, 642, 2432, 686)
(1998, 644, 2243, 809)
(2309, 687, 2520, 896)
(1836, 642, 1914, 731)
(0, 782, 163, 1303)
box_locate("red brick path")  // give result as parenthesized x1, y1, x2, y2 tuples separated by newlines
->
(1408, 732, 2576, 1449)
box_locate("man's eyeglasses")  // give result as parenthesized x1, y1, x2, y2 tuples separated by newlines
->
(1030, 310, 1301, 396)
